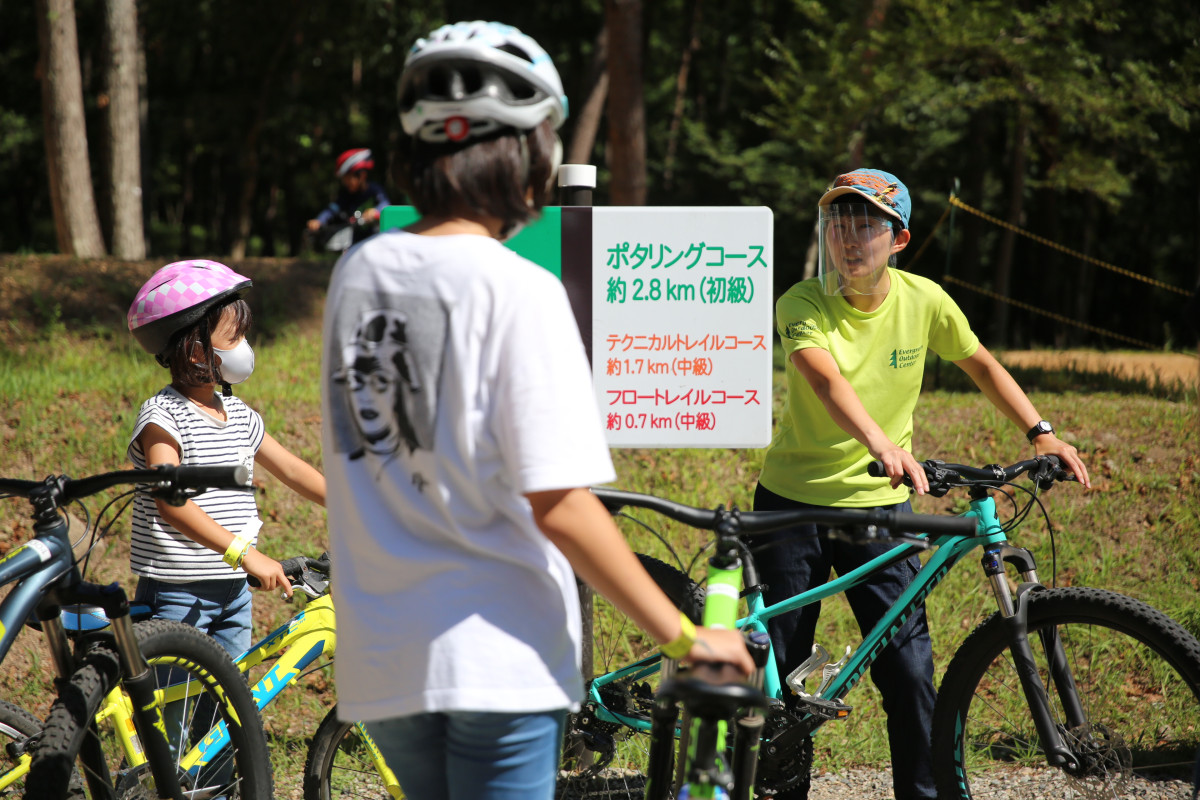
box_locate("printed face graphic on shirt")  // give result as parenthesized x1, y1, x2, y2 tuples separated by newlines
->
(332, 304, 444, 459)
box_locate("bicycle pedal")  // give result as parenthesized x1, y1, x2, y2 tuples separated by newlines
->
(793, 694, 853, 722)
(785, 644, 830, 695)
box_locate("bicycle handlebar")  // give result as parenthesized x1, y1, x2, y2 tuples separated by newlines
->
(0, 465, 250, 506)
(592, 487, 977, 539)
(866, 455, 1073, 496)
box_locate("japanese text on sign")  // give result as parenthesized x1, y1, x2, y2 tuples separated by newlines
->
(591, 207, 774, 447)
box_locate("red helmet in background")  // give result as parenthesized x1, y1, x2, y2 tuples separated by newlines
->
(336, 148, 374, 177)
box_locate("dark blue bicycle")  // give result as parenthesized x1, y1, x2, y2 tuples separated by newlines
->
(0, 465, 273, 800)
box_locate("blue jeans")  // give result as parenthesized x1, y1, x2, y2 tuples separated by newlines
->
(366, 710, 568, 800)
(753, 484, 936, 800)
(134, 576, 253, 658)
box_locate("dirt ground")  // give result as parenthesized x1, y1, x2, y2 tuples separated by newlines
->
(997, 349, 1199, 389)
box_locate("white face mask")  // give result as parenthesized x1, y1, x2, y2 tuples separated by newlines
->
(213, 338, 256, 385)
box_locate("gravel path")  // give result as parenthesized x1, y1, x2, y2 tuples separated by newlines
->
(281, 762, 1200, 799)
(808, 765, 1198, 799)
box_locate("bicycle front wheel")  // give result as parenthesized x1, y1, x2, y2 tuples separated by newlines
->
(119, 619, 274, 800)
(27, 618, 274, 800)
(557, 553, 705, 800)
(303, 705, 402, 800)
(932, 586, 1200, 800)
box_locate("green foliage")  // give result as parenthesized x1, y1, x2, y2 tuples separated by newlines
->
(2, 310, 1197, 790)
(3, 0, 1198, 349)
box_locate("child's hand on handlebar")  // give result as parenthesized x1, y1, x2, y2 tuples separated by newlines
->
(242, 549, 293, 599)
(684, 627, 756, 677)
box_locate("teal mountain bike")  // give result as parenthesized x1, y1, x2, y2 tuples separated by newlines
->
(558, 455, 1200, 800)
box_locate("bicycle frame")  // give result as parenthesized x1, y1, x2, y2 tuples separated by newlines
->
(589, 485, 1078, 770)
(0, 474, 196, 800)
(76, 579, 402, 798)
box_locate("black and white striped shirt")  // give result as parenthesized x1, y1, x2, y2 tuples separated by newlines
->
(128, 386, 264, 581)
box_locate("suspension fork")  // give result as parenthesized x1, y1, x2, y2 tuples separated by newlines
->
(85, 583, 189, 800)
(981, 544, 1083, 771)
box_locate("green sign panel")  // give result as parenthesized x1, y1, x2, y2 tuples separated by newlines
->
(379, 205, 562, 279)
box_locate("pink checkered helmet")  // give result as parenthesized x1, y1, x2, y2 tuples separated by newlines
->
(128, 260, 252, 356)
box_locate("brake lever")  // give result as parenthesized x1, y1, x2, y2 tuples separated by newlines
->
(1033, 455, 1069, 490)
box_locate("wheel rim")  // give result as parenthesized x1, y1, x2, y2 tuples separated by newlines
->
(951, 617, 1200, 799)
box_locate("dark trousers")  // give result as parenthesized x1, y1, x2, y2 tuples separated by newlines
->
(753, 483, 937, 800)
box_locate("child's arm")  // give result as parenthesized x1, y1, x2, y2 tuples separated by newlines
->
(952, 346, 1091, 487)
(255, 432, 326, 505)
(527, 486, 755, 674)
(140, 425, 292, 596)
(790, 347, 931, 494)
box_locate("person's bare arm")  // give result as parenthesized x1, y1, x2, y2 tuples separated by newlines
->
(791, 347, 930, 494)
(952, 346, 1090, 487)
(527, 486, 754, 673)
(141, 425, 291, 595)
(255, 431, 326, 505)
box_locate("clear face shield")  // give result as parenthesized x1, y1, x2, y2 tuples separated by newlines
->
(817, 204, 900, 296)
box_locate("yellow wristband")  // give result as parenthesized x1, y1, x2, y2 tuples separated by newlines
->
(223, 536, 250, 569)
(660, 612, 697, 660)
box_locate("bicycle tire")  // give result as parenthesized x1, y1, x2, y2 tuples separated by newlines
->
(26, 618, 274, 800)
(557, 553, 705, 800)
(24, 635, 122, 798)
(0, 701, 40, 800)
(931, 586, 1200, 800)
(303, 705, 399, 800)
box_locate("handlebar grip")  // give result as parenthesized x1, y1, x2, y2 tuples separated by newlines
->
(278, 556, 308, 579)
(175, 465, 250, 490)
(867, 460, 887, 479)
(890, 511, 977, 537)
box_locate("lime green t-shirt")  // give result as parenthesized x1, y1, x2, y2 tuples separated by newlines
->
(759, 269, 979, 507)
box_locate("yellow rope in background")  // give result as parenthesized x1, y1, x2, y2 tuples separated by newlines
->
(942, 275, 1157, 349)
(947, 195, 1190, 296)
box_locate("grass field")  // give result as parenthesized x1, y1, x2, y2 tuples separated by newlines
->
(1, 256, 1197, 796)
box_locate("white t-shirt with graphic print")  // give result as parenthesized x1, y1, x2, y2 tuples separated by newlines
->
(128, 386, 264, 581)
(322, 230, 616, 722)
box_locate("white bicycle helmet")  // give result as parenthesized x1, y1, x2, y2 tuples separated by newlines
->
(398, 20, 568, 144)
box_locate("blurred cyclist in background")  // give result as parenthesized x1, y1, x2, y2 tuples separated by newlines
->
(306, 148, 391, 245)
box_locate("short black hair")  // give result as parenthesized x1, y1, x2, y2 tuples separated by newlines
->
(397, 119, 557, 236)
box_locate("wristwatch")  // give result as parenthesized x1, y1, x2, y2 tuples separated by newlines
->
(1025, 420, 1054, 443)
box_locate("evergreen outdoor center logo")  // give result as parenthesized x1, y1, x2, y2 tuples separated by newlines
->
(890, 347, 922, 368)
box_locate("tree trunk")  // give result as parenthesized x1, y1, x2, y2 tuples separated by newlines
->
(605, 0, 646, 206)
(565, 27, 608, 167)
(1072, 193, 1098, 348)
(662, 0, 702, 191)
(844, 0, 891, 171)
(230, 18, 298, 260)
(991, 109, 1029, 347)
(104, 0, 146, 260)
(36, 0, 106, 258)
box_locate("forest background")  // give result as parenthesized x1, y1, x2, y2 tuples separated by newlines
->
(3, 2, 1199, 792)
(2, 0, 1199, 351)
